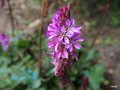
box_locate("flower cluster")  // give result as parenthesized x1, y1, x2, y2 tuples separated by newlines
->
(46, 4, 84, 85)
(0, 33, 9, 50)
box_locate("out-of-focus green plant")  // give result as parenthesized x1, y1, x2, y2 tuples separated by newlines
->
(69, 43, 106, 90)
(0, 31, 106, 90)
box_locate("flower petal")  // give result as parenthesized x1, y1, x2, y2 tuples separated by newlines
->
(48, 34, 56, 39)
(61, 26, 66, 33)
(74, 43, 82, 49)
(71, 26, 81, 33)
(69, 45, 73, 52)
(70, 18, 75, 28)
(56, 51, 61, 58)
(48, 42, 55, 48)
(55, 43, 59, 52)
(66, 30, 74, 37)
(65, 44, 70, 49)
(63, 48, 68, 59)
(64, 37, 70, 43)
(78, 38, 84, 42)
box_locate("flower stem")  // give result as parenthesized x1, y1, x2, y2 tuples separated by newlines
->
(6, 0, 15, 37)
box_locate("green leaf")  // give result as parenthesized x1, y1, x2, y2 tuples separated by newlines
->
(84, 64, 106, 90)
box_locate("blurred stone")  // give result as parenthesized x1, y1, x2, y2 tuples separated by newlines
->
(21, 4, 26, 10)
(84, 21, 90, 30)
(108, 69, 114, 74)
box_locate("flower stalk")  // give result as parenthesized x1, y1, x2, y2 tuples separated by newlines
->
(46, 4, 84, 87)
(6, 0, 15, 37)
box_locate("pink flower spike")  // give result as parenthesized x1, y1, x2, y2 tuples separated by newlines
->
(46, 4, 84, 85)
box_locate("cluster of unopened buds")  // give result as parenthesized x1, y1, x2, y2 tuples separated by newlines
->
(46, 4, 84, 85)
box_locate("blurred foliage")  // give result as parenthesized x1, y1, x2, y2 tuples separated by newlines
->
(0, 31, 106, 90)
(2, 0, 120, 89)
(70, 0, 120, 27)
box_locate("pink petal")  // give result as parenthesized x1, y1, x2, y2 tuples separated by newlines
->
(48, 34, 56, 39)
(70, 19, 75, 27)
(78, 38, 84, 42)
(74, 44, 82, 49)
(65, 44, 70, 49)
(56, 51, 61, 58)
(69, 46, 73, 52)
(55, 43, 59, 52)
(58, 36, 63, 41)
(66, 30, 74, 37)
(64, 37, 70, 43)
(71, 27, 81, 33)
(48, 42, 55, 48)
(61, 27, 66, 33)
(66, 19, 72, 27)
(63, 48, 68, 59)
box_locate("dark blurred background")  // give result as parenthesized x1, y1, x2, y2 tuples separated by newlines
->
(0, 0, 120, 90)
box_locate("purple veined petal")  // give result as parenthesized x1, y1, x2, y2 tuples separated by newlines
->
(58, 36, 63, 41)
(78, 38, 84, 42)
(48, 24, 55, 31)
(48, 34, 57, 39)
(46, 31, 54, 36)
(55, 43, 59, 52)
(72, 33, 81, 38)
(73, 43, 82, 49)
(64, 37, 70, 44)
(48, 42, 55, 48)
(48, 24, 61, 34)
(70, 18, 75, 28)
(58, 52, 62, 58)
(56, 51, 62, 58)
(49, 24, 60, 32)
(61, 26, 66, 33)
(66, 30, 74, 38)
(65, 44, 70, 49)
(69, 45, 73, 52)
(54, 23, 60, 29)
(71, 26, 81, 33)
(63, 48, 68, 59)
(55, 29, 61, 34)
(72, 51, 78, 61)
(66, 19, 72, 27)
(52, 15, 59, 23)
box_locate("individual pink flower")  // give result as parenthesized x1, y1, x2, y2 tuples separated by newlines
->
(0, 33, 9, 50)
